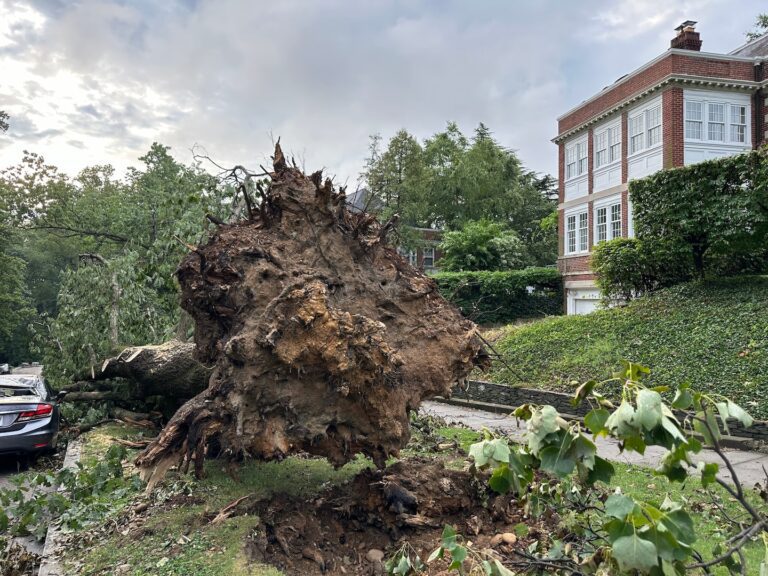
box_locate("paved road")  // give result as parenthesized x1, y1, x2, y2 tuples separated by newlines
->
(421, 400, 768, 487)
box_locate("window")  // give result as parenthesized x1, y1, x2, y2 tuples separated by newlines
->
(596, 207, 607, 242)
(646, 106, 661, 147)
(594, 124, 621, 168)
(611, 203, 622, 239)
(398, 248, 417, 266)
(595, 202, 622, 244)
(708, 103, 725, 141)
(595, 131, 607, 168)
(422, 247, 435, 268)
(565, 139, 587, 180)
(566, 210, 589, 255)
(685, 101, 702, 139)
(730, 105, 746, 143)
(609, 126, 621, 163)
(577, 141, 588, 175)
(566, 215, 577, 254)
(629, 114, 644, 154)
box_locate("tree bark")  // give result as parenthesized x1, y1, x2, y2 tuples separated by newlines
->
(135, 143, 489, 486)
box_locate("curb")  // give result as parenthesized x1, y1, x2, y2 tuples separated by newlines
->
(434, 396, 764, 452)
(37, 439, 83, 576)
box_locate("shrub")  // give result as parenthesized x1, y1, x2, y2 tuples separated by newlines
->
(591, 238, 693, 301)
(433, 267, 562, 324)
(438, 220, 531, 272)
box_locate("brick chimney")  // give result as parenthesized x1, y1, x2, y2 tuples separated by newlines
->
(671, 20, 702, 51)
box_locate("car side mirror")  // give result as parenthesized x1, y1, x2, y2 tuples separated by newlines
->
(55, 390, 68, 402)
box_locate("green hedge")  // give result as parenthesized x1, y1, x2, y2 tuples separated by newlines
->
(591, 238, 694, 301)
(488, 276, 768, 418)
(433, 267, 562, 324)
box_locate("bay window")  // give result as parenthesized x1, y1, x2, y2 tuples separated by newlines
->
(684, 97, 749, 144)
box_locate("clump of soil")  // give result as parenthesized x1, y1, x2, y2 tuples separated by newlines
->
(245, 457, 548, 575)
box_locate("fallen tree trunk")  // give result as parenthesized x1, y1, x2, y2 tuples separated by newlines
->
(90, 340, 212, 399)
(136, 144, 489, 486)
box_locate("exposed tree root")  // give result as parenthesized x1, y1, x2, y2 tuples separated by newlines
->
(135, 144, 489, 483)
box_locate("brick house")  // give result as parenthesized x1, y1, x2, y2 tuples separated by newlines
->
(397, 228, 444, 273)
(554, 22, 768, 314)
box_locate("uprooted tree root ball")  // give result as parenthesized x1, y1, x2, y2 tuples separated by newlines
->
(135, 144, 489, 485)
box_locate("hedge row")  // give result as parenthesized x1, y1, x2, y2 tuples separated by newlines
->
(433, 267, 562, 324)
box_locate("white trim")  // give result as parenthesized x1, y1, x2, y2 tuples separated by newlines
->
(553, 75, 758, 143)
(593, 195, 622, 245)
(564, 206, 589, 256)
(556, 48, 756, 122)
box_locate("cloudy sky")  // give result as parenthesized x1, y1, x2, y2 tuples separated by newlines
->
(0, 0, 764, 183)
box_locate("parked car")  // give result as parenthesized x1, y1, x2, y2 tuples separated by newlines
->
(0, 363, 9, 374)
(0, 375, 65, 455)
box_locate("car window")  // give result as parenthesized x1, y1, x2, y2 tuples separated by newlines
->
(0, 386, 40, 397)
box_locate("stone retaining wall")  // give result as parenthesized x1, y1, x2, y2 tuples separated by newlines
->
(450, 380, 768, 442)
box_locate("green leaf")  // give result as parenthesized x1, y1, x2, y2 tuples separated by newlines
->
(612, 533, 659, 572)
(623, 435, 646, 455)
(584, 408, 610, 437)
(635, 389, 663, 431)
(427, 547, 444, 563)
(526, 405, 560, 453)
(488, 465, 514, 495)
(727, 401, 753, 428)
(441, 525, 458, 551)
(606, 401, 637, 437)
(693, 411, 720, 446)
(448, 545, 467, 569)
(539, 433, 575, 477)
(660, 509, 696, 546)
(572, 380, 597, 407)
(699, 462, 719, 488)
(586, 456, 615, 485)
(605, 494, 636, 520)
(671, 385, 693, 410)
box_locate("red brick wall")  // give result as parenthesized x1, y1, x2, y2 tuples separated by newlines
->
(558, 53, 755, 135)
(558, 255, 592, 274)
(564, 273, 597, 282)
(621, 112, 628, 182)
(557, 210, 564, 258)
(663, 88, 684, 168)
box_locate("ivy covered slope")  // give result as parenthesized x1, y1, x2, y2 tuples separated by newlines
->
(488, 276, 768, 418)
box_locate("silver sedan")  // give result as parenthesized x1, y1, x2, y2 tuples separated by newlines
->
(0, 375, 64, 455)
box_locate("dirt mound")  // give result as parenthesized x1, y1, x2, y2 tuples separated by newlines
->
(246, 457, 547, 575)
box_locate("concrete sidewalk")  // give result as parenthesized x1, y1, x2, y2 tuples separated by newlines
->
(421, 400, 768, 487)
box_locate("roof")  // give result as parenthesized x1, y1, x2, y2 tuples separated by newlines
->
(0, 374, 44, 388)
(729, 33, 768, 58)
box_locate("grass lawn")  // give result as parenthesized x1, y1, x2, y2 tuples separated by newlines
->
(61, 420, 768, 575)
(487, 276, 768, 418)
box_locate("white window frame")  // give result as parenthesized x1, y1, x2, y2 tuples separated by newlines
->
(684, 96, 750, 145)
(398, 247, 417, 266)
(422, 247, 435, 268)
(565, 137, 588, 181)
(594, 121, 621, 169)
(565, 208, 589, 255)
(594, 200, 622, 244)
(629, 100, 663, 157)
(685, 100, 703, 140)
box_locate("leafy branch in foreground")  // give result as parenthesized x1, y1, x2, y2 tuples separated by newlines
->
(0, 444, 141, 541)
(388, 362, 766, 575)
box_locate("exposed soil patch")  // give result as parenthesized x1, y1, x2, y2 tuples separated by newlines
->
(245, 457, 549, 575)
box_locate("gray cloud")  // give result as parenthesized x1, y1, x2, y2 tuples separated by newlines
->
(1, 0, 765, 181)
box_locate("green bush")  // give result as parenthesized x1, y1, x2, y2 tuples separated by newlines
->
(433, 267, 562, 324)
(591, 238, 693, 301)
(488, 276, 768, 418)
(438, 220, 531, 272)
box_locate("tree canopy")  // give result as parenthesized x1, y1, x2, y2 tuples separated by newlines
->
(746, 13, 768, 41)
(362, 123, 557, 267)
